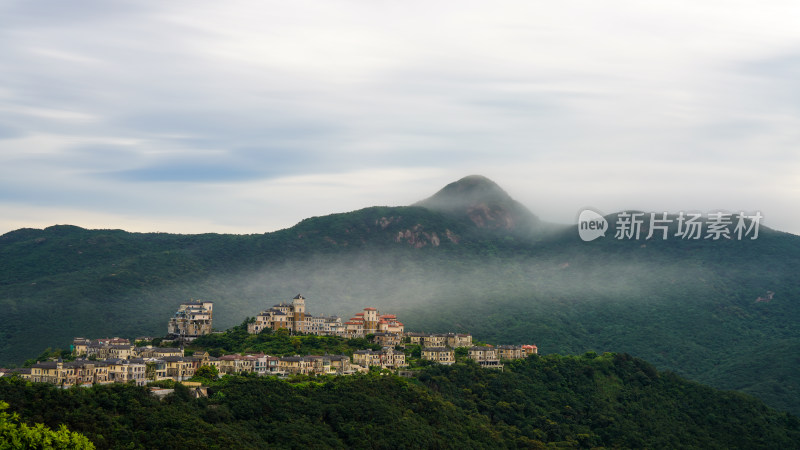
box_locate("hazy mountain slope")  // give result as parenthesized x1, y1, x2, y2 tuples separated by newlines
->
(402, 212, 800, 413)
(0, 205, 487, 366)
(1, 175, 799, 415)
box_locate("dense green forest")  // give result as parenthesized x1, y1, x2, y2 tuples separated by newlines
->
(1, 175, 798, 416)
(1, 353, 798, 449)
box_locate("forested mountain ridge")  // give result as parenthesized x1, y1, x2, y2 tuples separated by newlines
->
(1, 353, 799, 449)
(1, 175, 799, 415)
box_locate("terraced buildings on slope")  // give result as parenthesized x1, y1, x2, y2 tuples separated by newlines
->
(2, 293, 538, 387)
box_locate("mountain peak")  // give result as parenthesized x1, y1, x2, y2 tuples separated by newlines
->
(415, 175, 540, 233)
(415, 176, 508, 210)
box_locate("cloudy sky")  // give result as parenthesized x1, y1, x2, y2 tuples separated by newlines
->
(1, 0, 798, 236)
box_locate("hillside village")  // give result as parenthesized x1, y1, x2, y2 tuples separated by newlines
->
(0, 295, 537, 390)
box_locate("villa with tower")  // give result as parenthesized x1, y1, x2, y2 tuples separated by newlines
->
(247, 295, 404, 338)
(248, 294, 345, 336)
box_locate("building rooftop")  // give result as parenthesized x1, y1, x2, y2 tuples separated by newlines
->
(353, 350, 380, 355)
(162, 356, 190, 362)
(181, 301, 212, 307)
(31, 361, 59, 369)
(280, 356, 307, 362)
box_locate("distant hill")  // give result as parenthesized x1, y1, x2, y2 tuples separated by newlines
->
(1, 175, 799, 415)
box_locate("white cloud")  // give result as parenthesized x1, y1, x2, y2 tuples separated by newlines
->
(0, 0, 799, 235)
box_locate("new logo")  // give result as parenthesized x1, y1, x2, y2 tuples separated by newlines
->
(578, 209, 608, 241)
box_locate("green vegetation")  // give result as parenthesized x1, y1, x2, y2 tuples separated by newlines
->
(22, 348, 74, 368)
(193, 365, 219, 383)
(0, 400, 94, 449)
(1, 354, 798, 449)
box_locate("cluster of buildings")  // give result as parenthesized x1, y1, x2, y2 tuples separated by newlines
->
(7, 339, 536, 389)
(416, 340, 538, 370)
(0, 294, 539, 388)
(10, 337, 194, 386)
(247, 295, 341, 335)
(466, 345, 538, 370)
(22, 359, 147, 386)
(8, 340, 409, 387)
(406, 332, 473, 348)
(352, 347, 406, 369)
(404, 331, 537, 368)
(343, 307, 404, 337)
(246, 295, 405, 338)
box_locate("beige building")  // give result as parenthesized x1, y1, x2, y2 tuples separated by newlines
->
(136, 347, 183, 359)
(253, 355, 280, 376)
(72, 360, 110, 385)
(446, 333, 473, 348)
(71, 338, 91, 357)
(306, 355, 334, 375)
(249, 294, 324, 334)
(496, 345, 525, 360)
(162, 356, 196, 381)
(278, 356, 312, 375)
(28, 360, 111, 386)
(406, 333, 472, 348)
(352, 350, 383, 368)
(382, 348, 406, 368)
(344, 314, 365, 337)
(373, 332, 402, 347)
(106, 359, 147, 385)
(423, 334, 447, 347)
(276, 355, 356, 376)
(87, 344, 135, 360)
(144, 359, 167, 381)
(167, 301, 213, 340)
(327, 355, 355, 374)
(468, 347, 503, 369)
(522, 345, 538, 355)
(304, 314, 345, 335)
(73, 337, 134, 359)
(27, 359, 149, 386)
(405, 333, 426, 345)
(421, 347, 455, 365)
(218, 354, 259, 375)
(376, 313, 404, 334)
(345, 308, 405, 338)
